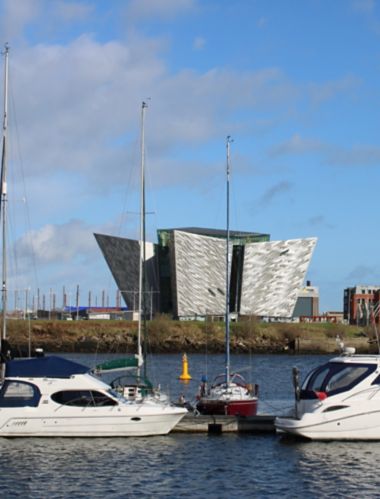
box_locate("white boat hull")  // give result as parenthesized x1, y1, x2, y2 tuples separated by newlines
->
(276, 399, 380, 440)
(0, 407, 185, 437)
(275, 411, 380, 440)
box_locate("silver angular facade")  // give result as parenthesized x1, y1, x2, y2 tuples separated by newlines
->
(171, 230, 232, 318)
(240, 238, 317, 318)
(95, 229, 317, 320)
(94, 233, 159, 313)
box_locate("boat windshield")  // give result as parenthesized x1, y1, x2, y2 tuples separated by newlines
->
(301, 362, 376, 397)
(110, 374, 153, 391)
(107, 388, 128, 402)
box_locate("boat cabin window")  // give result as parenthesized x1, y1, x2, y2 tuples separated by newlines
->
(326, 366, 369, 392)
(301, 362, 376, 398)
(305, 365, 330, 392)
(51, 390, 118, 407)
(0, 380, 41, 407)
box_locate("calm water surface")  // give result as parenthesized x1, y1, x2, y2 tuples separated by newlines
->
(1, 353, 379, 498)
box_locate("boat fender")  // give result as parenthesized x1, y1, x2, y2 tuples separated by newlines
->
(315, 391, 327, 401)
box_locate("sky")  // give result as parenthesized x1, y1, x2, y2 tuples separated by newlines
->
(0, 0, 380, 313)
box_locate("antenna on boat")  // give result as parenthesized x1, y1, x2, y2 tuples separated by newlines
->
(225, 135, 233, 387)
(1, 43, 9, 360)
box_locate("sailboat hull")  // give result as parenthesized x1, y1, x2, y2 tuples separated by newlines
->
(197, 398, 258, 416)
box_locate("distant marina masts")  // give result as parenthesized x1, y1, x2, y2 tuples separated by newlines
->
(9, 285, 123, 317)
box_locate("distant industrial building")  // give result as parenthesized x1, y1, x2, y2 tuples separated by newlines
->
(293, 282, 319, 319)
(34, 307, 129, 321)
(64, 306, 129, 321)
(95, 227, 317, 321)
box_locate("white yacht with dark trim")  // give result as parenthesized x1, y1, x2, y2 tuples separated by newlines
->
(0, 355, 186, 437)
(275, 349, 380, 440)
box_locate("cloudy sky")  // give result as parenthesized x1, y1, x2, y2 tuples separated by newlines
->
(0, 0, 379, 312)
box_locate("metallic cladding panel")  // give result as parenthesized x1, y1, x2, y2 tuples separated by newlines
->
(173, 230, 232, 317)
(94, 233, 158, 312)
(240, 238, 317, 318)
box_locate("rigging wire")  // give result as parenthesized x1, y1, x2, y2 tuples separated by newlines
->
(9, 77, 40, 290)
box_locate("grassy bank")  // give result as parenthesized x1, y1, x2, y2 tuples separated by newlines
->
(3, 316, 376, 356)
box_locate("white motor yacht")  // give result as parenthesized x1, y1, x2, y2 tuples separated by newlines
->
(0, 355, 186, 437)
(275, 349, 380, 440)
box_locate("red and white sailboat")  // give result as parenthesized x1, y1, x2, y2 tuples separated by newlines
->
(196, 137, 258, 417)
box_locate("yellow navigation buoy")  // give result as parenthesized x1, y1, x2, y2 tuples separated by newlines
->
(179, 353, 192, 380)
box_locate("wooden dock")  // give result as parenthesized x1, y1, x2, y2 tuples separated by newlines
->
(173, 413, 276, 434)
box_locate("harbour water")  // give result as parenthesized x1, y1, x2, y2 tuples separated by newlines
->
(1, 353, 380, 498)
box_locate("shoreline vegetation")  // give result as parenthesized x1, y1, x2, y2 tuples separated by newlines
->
(3, 315, 378, 357)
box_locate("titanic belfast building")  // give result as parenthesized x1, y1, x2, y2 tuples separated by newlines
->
(95, 228, 317, 320)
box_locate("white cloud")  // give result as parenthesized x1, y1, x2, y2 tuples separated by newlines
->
(126, 0, 197, 22)
(54, 1, 94, 21)
(269, 133, 380, 168)
(352, 0, 375, 13)
(7, 38, 300, 196)
(193, 36, 205, 50)
(257, 17, 267, 28)
(307, 75, 360, 104)
(9, 216, 129, 300)
(16, 219, 96, 264)
(328, 145, 380, 166)
(0, 0, 41, 41)
(269, 133, 324, 157)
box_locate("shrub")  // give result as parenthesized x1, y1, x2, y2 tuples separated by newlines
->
(147, 314, 172, 340)
(324, 323, 344, 339)
(233, 316, 259, 340)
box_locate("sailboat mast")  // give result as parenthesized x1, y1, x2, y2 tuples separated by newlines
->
(225, 135, 232, 386)
(137, 101, 147, 369)
(1, 43, 9, 345)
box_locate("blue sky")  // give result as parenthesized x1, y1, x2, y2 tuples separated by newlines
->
(0, 0, 380, 312)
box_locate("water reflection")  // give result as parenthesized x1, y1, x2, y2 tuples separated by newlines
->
(279, 438, 380, 498)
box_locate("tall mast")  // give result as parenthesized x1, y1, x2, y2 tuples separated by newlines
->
(137, 101, 147, 370)
(1, 43, 9, 346)
(225, 135, 233, 386)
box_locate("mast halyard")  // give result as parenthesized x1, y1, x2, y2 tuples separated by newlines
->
(137, 101, 148, 372)
(1, 43, 9, 348)
(225, 135, 233, 387)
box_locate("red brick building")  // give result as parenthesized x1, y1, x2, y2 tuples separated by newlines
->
(344, 285, 380, 325)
